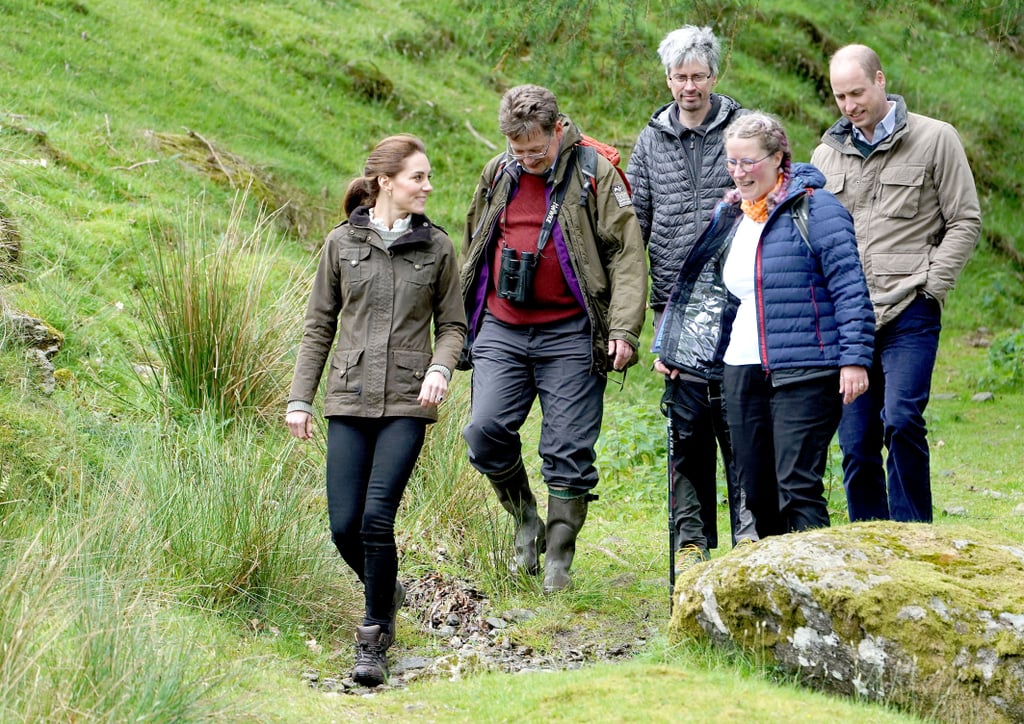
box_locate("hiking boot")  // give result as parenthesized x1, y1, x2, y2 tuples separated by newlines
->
(674, 543, 709, 576)
(352, 624, 389, 687)
(379, 580, 406, 650)
(488, 461, 546, 575)
(542, 494, 590, 593)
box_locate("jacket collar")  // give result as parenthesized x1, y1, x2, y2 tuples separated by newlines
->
(348, 206, 433, 247)
(649, 93, 743, 136)
(824, 94, 909, 152)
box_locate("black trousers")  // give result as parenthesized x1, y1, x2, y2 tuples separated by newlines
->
(663, 376, 755, 549)
(723, 365, 840, 538)
(326, 416, 426, 631)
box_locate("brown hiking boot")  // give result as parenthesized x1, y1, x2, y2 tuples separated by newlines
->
(352, 624, 389, 687)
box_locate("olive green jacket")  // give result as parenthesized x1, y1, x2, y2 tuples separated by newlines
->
(459, 115, 647, 373)
(288, 207, 466, 421)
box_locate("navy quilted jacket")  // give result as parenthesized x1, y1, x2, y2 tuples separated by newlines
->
(655, 163, 874, 381)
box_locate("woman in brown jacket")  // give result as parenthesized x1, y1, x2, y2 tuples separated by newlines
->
(285, 134, 466, 687)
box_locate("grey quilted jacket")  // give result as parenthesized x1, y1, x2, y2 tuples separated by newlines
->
(626, 94, 745, 310)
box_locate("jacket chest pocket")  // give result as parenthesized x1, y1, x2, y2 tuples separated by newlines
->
(339, 246, 373, 283)
(877, 165, 925, 219)
(395, 251, 437, 288)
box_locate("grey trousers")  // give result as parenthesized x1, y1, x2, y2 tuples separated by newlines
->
(463, 313, 606, 495)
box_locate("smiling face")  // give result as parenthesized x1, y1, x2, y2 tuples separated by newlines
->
(725, 137, 782, 203)
(380, 151, 432, 217)
(829, 56, 890, 140)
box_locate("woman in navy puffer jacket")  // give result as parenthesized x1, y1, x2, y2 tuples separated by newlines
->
(655, 112, 874, 538)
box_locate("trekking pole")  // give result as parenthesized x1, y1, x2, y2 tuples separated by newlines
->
(667, 415, 676, 613)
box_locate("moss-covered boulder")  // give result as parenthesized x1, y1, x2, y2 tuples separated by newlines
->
(669, 522, 1024, 722)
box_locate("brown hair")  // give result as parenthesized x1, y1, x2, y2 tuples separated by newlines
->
(498, 85, 560, 140)
(342, 134, 426, 218)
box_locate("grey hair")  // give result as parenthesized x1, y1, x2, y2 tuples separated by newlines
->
(657, 25, 721, 77)
(498, 84, 560, 140)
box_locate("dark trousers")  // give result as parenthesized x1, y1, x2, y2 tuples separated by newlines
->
(326, 416, 426, 631)
(724, 365, 840, 537)
(463, 313, 606, 495)
(839, 294, 941, 522)
(663, 376, 755, 550)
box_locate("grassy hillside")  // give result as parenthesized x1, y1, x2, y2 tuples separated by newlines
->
(1, 1, 1022, 721)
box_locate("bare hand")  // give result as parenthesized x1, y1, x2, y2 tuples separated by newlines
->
(839, 365, 869, 405)
(285, 410, 313, 440)
(607, 339, 636, 372)
(417, 370, 449, 408)
(653, 358, 679, 379)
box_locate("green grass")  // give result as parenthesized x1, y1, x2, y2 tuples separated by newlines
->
(1, 0, 1022, 721)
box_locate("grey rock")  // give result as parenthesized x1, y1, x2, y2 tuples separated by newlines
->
(669, 522, 1024, 723)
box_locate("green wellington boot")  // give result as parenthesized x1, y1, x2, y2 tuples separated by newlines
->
(542, 494, 590, 593)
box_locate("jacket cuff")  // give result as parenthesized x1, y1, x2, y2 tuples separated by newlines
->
(286, 400, 314, 415)
(426, 364, 452, 383)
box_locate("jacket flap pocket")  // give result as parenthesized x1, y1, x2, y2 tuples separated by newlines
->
(872, 252, 928, 276)
(823, 171, 846, 195)
(403, 250, 437, 269)
(339, 247, 371, 264)
(392, 349, 431, 379)
(334, 348, 363, 376)
(879, 165, 925, 188)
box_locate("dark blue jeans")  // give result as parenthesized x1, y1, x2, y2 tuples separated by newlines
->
(326, 416, 426, 632)
(724, 365, 840, 538)
(839, 293, 941, 523)
(463, 313, 606, 494)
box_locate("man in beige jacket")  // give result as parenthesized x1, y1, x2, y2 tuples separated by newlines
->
(812, 44, 981, 523)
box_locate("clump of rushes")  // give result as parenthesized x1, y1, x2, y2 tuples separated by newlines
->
(140, 189, 302, 422)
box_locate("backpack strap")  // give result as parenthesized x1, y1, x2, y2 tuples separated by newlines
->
(577, 144, 599, 206)
(791, 192, 812, 254)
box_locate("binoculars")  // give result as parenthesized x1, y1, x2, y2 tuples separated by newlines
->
(496, 247, 536, 304)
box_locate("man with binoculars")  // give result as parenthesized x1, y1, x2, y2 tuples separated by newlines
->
(459, 84, 647, 592)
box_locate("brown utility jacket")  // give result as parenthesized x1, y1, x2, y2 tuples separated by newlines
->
(288, 207, 466, 421)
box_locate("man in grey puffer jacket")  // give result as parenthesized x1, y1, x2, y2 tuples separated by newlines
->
(626, 25, 756, 573)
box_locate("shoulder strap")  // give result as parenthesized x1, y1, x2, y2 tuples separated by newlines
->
(791, 193, 812, 253)
(537, 146, 579, 252)
(577, 144, 599, 206)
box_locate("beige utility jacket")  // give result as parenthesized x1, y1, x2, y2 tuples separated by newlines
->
(811, 95, 981, 329)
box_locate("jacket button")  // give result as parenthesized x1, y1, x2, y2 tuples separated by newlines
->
(350, 259, 358, 266)
(414, 264, 422, 270)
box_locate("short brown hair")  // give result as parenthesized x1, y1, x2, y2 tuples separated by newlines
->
(498, 85, 559, 140)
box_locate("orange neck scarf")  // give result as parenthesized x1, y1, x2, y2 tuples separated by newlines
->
(740, 175, 784, 223)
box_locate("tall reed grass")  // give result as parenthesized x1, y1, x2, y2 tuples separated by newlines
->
(139, 190, 304, 422)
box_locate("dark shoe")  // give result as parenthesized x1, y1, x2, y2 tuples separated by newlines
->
(379, 580, 406, 650)
(673, 543, 709, 576)
(542, 494, 590, 593)
(488, 461, 546, 574)
(353, 624, 389, 687)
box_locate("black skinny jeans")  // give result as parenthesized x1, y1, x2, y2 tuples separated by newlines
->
(326, 416, 426, 632)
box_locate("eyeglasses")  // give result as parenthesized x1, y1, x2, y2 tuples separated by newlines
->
(507, 134, 555, 162)
(669, 72, 712, 86)
(725, 154, 773, 173)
